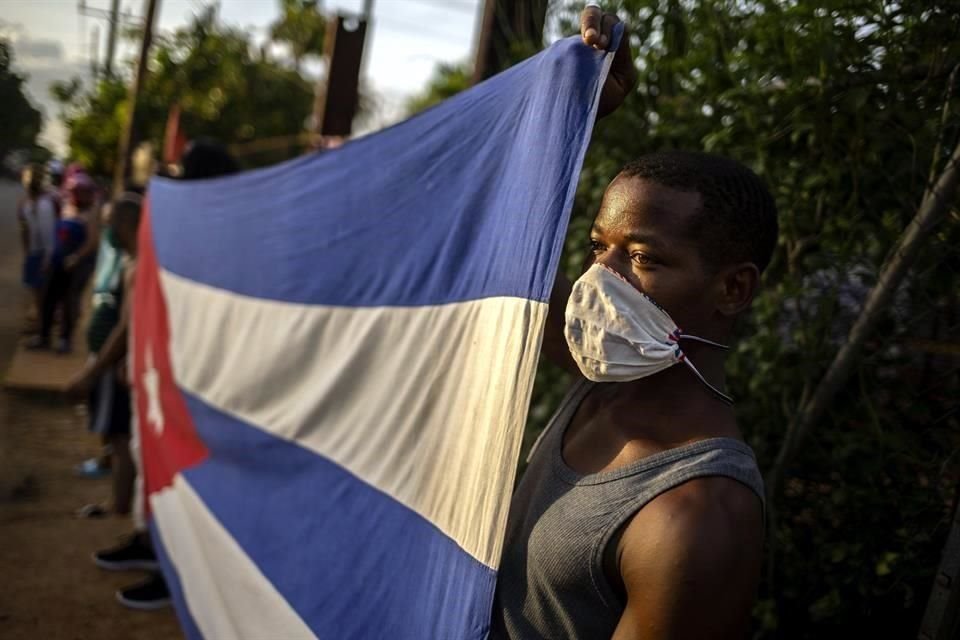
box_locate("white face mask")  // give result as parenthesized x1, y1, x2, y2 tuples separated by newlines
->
(563, 263, 733, 404)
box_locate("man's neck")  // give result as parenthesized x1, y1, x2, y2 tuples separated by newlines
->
(592, 343, 739, 445)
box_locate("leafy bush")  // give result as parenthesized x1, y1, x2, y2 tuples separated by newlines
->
(52, 8, 315, 174)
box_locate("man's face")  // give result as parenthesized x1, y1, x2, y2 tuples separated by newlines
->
(111, 218, 135, 254)
(585, 175, 720, 336)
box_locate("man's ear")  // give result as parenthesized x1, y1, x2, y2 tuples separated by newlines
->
(715, 263, 760, 317)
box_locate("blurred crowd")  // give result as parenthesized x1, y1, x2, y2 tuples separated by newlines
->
(14, 142, 239, 612)
(17, 160, 99, 355)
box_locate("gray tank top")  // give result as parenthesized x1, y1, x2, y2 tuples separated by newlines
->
(491, 379, 765, 639)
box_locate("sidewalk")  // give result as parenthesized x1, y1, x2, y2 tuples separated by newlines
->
(4, 274, 89, 392)
(0, 180, 180, 639)
(3, 344, 87, 391)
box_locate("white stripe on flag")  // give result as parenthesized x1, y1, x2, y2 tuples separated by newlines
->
(160, 270, 545, 569)
(152, 475, 316, 640)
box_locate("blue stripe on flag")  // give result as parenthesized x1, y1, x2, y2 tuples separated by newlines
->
(178, 391, 497, 639)
(148, 35, 609, 307)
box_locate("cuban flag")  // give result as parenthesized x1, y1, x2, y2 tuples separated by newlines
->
(132, 32, 616, 640)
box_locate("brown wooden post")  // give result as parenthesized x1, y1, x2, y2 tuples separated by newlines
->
(112, 0, 160, 196)
(314, 14, 368, 138)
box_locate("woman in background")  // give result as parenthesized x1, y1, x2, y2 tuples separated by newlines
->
(27, 171, 100, 353)
(16, 164, 57, 330)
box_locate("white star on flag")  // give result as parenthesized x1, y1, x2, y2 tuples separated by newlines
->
(143, 343, 165, 435)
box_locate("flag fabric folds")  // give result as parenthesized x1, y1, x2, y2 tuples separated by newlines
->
(132, 32, 616, 640)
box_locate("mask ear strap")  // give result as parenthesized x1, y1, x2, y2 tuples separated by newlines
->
(681, 358, 735, 405)
(678, 334, 730, 350)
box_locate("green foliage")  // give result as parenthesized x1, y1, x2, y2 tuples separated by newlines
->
(269, 0, 327, 73)
(407, 63, 472, 114)
(416, 0, 960, 636)
(51, 8, 315, 174)
(142, 9, 314, 152)
(51, 75, 128, 176)
(0, 39, 44, 160)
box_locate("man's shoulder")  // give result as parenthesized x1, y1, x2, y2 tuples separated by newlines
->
(619, 475, 763, 578)
(639, 474, 760, 536)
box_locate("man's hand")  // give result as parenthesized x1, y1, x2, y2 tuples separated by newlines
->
(65, 364, 96, 399)
(581, 5, 638, 118)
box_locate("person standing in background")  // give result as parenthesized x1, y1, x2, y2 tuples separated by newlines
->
(17, 164, 57, 330)
(27, 171, 100, 353)
(69, 193, 144, 514)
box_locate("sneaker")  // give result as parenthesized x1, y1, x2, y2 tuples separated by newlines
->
(76, 503, 108, 519)
(74, 458, 111, 478)
(93, 535, 159, 571)
(116, 573, 172, 611)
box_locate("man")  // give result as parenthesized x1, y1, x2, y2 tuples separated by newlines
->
(84, 139, 239, 610)
(491, 7, 773, 639)
(28, 171, 99, 353)
(67, 188, 165, 607)
(16, 164, 57, 327)
(70, 193, 143, 508)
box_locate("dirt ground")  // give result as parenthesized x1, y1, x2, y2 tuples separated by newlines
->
(0, 179, 181, 640)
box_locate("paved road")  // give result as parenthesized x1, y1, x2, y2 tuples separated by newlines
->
(0, 179, 181, 640)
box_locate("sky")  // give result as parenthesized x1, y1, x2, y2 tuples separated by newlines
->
(1, 0, 484, 154)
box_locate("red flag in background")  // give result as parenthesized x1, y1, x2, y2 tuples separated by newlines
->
(163, 104, 188, 166)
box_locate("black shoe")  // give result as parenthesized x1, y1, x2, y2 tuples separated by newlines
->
(116, 573, 172, 611)
(93, 534, 159, 571)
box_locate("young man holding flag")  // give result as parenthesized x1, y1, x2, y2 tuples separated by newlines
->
(492, 6, 772, 638)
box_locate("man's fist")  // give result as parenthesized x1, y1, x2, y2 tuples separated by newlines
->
(580, 5, 638, 118)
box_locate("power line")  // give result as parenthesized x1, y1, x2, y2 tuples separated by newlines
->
(376, 14, 473, 45)
(403, 0, 479, 15)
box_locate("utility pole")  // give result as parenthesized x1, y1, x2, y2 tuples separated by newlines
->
(78, 0, 143, 78)
(104, 0, 121, 76)
(358, 0, 374, 84)
(113, 0, 160, 196)
(89, 25, 101, 79)
(472, 0, 548, 83)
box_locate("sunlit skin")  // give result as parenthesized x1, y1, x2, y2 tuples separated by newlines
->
(538, 173, 765, 639)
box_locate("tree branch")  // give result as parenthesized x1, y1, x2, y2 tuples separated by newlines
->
(767, 134, 960, 500)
